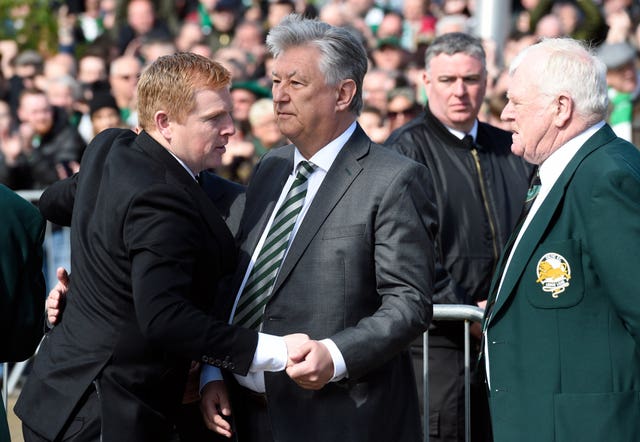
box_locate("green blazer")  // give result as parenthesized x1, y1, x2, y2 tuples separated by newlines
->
(0, 185, 46, 442)
(484, 125, 640, 442)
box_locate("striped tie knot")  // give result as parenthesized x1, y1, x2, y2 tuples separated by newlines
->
(296, 160, 316, 181)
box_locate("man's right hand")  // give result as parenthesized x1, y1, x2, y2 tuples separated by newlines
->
(46, 267, 70, 326)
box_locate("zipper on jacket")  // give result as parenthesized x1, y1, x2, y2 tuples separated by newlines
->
(93, 380, 104, 442)
(471, 149, 498, 270)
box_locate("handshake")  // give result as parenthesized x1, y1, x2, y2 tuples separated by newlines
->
(46, 269, 334, 390)
(46, 270, 334, 391)
(200, 334, 334, 438)
(46, 269, 336, 438)
(283, 333, 334, 390)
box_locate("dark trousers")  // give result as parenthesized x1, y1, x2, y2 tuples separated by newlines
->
(231, 385, 274, 442)
(21, 384, 217, 442)
(174, 401, 231, 442)
(22, 385, 101, 442)
(412, 334, 492, 442)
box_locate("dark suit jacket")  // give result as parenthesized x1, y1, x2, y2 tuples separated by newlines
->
(229, 125, 437, 442)
(0, 185, 46, 441)
(15, 128, 257, 441)
(485, 124, 640, 442)
(199, 170, 245, 238)
(37, 169, 245, 238)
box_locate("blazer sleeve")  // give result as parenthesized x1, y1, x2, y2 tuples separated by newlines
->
(386, 137, 471, 306)
(585, 157, 640, 345)
(38, 173, 78, 226)
(331, 161, 437, 379)
(0, 187, 46, 361)
(123, 183, 258, 375)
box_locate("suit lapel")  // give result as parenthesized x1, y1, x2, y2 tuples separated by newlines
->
(199, 171, 226, 204)
(270, 127, 369, 296)
(191, 179, 237, 266)
(232, 150, 294, 291)
(489, 125, 617, 322)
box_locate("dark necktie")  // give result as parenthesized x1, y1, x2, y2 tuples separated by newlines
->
(519, 167, 541, 222)
(483, 167, 541, 323)
(462, 134, 475, 149)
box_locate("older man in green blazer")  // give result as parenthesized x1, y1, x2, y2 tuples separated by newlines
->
(0, 185, 46, 441)
(482, 38, 640, 442)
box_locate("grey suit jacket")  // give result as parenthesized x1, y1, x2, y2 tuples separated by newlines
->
(230, 125, 438, 442)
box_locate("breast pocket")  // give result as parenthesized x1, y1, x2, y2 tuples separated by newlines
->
(525, 240, 584, 309)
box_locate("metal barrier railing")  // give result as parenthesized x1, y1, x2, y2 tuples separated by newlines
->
(424, 304, 485, 442)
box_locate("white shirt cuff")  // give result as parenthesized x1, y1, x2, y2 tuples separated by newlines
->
(321, 338, 348, 382)
(234, 371, 266, 392)
(251, 332, 288, 372)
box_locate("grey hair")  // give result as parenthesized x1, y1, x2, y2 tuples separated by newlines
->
(434, 14, 471, 37)
(424, 32, 486, 74)
(47, 74, 83, 101)
(249, 98, 275, 126)
(266, 13, 368, 115)
(510, 38, 608, 121)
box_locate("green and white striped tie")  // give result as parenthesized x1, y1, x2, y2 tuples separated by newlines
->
(233, 161, 316, 330)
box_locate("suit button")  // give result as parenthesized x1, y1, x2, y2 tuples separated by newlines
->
(202, 356, 209, 363)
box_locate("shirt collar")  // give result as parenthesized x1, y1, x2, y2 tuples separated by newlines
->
(292, 121, 356, 175)
(166, 148, 198, 181)
(538, 120, 605, 188)
(446, 120, 479, 142)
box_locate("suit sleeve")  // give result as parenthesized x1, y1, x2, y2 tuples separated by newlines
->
(585, 159, 640, 346)
(0, 190, 46, 361)
(386, 138, 471, 306)
(331, 161, 437, 379)
(123, 183, 258, 376)
(38, 173, 78, 226)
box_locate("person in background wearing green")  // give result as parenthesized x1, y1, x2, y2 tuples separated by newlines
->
(0, 184, 46, 442)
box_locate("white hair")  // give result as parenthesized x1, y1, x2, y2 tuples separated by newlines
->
(510, 38, 609, 122)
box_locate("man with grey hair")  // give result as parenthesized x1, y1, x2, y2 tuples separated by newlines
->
(386, 31, 532, 442)
(596, 41, 639, 144)
(482, 37, 640, 441)
(201, 13, 437, 442)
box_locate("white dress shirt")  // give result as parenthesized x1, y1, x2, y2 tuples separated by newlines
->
(201, 122, 357, 392)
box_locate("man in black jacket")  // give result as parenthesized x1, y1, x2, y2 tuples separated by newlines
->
(15, 53, 303, 442)
(385, 32, 533, 442)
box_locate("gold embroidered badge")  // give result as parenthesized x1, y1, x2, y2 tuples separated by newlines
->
(535, 253, 571, 298)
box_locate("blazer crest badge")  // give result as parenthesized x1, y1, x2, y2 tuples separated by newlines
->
(535, 252, 571, 298)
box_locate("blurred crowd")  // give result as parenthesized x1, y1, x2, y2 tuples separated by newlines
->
(0, 0, 639, 190)
(0, 0, 638, 293)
